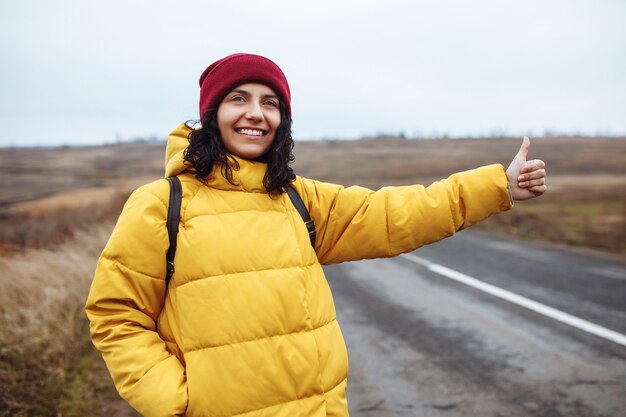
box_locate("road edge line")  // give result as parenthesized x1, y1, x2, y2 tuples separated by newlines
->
(400, 253, 626, 347)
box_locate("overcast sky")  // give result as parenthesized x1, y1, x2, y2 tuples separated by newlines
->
(1, 0, 625, 146)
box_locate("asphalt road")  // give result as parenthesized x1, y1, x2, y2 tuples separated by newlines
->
(325, 230, 626, 417)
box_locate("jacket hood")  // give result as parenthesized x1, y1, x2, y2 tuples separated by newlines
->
(165, 122, 193, 178)
(164, 122, 268, 193)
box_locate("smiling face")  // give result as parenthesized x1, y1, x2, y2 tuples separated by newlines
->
(216, 83, 281, 160)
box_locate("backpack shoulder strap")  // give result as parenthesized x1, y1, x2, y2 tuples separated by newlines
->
(165, 176, 182, 287)
(165, 180, 314, 288)
(287, 185, 316, 248)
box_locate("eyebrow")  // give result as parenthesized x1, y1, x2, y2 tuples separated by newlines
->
(231, 88, 279, 100)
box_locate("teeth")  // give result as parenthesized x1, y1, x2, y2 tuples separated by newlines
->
(237, 128, 264, 136)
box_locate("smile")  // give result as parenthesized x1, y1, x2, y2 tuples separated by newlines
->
(236, 128, 267, 137)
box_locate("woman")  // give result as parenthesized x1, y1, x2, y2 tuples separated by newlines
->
(85, 53, 546, 417)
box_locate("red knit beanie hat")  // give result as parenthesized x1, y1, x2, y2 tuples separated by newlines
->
(198, 53, 291, 120)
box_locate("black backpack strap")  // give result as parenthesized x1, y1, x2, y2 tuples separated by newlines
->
(165, 176, 182, 287)
(287, 185, 316, 248)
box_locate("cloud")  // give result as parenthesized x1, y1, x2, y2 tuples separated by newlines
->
(1, 0, 625, 145)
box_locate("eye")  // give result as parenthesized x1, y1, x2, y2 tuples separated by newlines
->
(264, 99, 279, 108)
(231, 95, 245, 102)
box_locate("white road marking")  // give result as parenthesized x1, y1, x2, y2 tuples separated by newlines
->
(400, 253, 626, 347)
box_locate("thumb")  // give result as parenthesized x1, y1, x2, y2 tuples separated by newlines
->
(516, 136, 531, 160)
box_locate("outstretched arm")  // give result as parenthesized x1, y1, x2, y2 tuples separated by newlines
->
(295, 164, 513, 264)
(506, 136, 547, 201)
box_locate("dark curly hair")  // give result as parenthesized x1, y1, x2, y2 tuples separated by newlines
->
(183, 103, 295, 195)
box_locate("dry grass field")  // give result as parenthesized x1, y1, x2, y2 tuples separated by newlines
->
(0, 135, 624, 416)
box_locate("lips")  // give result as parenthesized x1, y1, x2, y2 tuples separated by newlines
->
(236, 128, 267, 137)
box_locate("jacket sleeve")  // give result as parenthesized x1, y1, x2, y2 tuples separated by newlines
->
(297, 164, 514, 265)
(85, 184, 188, 417)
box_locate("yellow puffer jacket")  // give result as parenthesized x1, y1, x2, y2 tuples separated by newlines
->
(86, 123, 513, 417)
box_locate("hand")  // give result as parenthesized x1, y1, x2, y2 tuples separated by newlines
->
(506, 136, 547, 201)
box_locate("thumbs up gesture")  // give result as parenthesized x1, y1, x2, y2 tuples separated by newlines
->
(506, 136, 547, 201)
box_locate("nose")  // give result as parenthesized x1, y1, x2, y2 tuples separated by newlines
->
(245, 102, 264, 121)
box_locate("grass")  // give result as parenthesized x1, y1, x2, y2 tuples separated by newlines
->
(0, 214, 139, 417)
(0, 142, 162, 210)
(475, 177, 626, 253)
(479, 201, 626, 252)
(0, 192, 128, 254)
